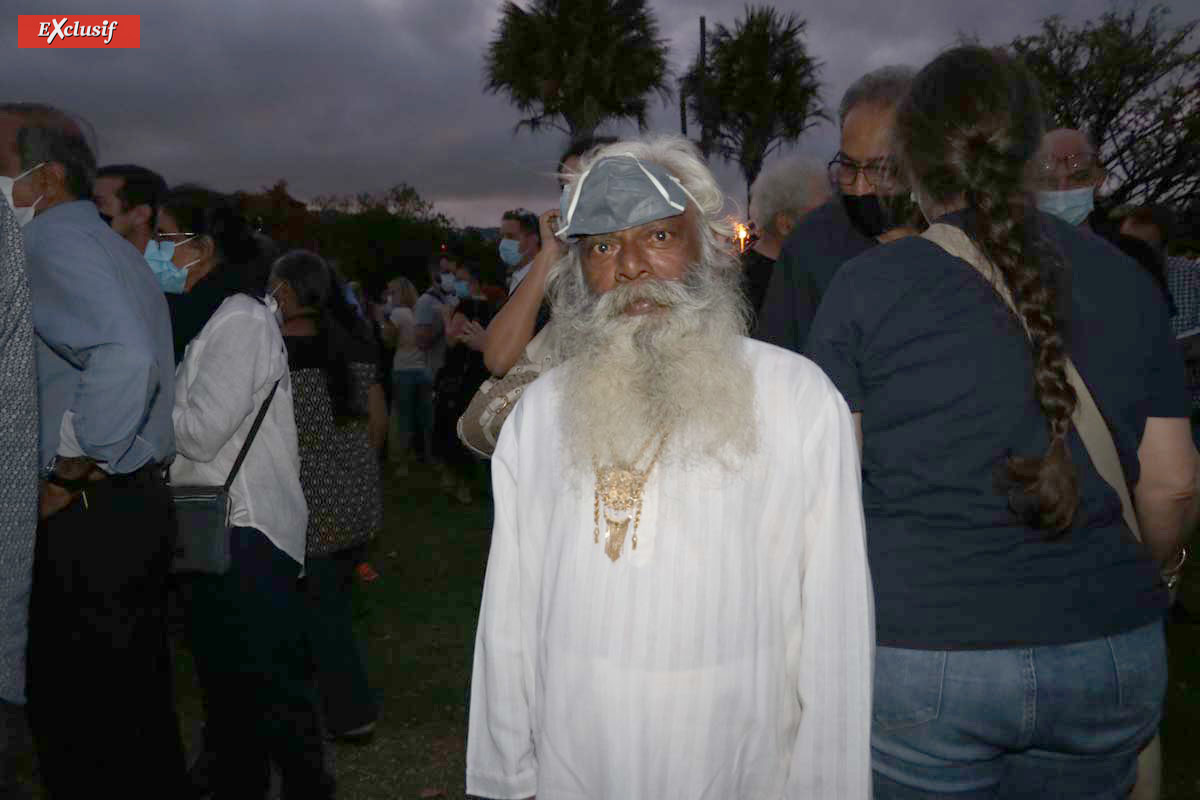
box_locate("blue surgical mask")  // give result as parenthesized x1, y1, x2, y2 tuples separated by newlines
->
(144, 238, 197, 294)
(439, 272, 456, 293)
(498, 238, 523, 267)
(1036, 187, 1094, 227)
(454, 279, 471, 299)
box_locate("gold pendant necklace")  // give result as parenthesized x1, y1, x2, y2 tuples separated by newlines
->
(592, 433, 669, 562)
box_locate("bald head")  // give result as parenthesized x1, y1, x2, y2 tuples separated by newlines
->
(1031, 128, 1104, 192)
(1041, 128, 1093, 159)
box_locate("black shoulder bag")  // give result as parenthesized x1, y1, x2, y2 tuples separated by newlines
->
(170, 378, 281, 574)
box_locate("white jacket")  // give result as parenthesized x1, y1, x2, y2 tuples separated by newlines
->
(171, 294, 308, 567)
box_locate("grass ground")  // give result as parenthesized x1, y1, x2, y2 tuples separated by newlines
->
(13, 460, 1200, 797)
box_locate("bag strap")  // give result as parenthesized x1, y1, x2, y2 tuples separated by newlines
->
(920, 223, 1142, 541)
(223, 378, 281, 492)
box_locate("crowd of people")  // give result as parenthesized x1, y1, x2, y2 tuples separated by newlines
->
(1, 41, 1199, 800)
(0, 103, 395, 798)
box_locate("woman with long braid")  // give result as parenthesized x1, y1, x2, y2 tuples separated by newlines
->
(808, 46, 1196, 798)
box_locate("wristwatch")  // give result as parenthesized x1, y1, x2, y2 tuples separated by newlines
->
(39, 455, 60, 482)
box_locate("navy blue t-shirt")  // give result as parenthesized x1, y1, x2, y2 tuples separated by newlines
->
(806, 211, 1188, 649)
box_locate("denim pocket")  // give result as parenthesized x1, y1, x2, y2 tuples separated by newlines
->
(1107, 622, 1167, 712)
(873, 647, 947, 731)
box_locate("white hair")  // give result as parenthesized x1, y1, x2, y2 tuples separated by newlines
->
(546, 135, 758, 473)
(748, 156, 831, 237)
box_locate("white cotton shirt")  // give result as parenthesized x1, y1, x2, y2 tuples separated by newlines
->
(171, 294, 308, 568)
(467, 337, 875, 800)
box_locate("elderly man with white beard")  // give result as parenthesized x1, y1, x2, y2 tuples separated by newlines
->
(466, 136, 874, 800)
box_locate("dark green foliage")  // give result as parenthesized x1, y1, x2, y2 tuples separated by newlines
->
(1011, 4, 1200, 212)
(484, 0, 672, 139)
(680, 5, 826, 205)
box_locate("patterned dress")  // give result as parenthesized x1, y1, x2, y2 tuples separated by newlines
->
(285, 334, 383, 556)
(0, 196, 38, 705)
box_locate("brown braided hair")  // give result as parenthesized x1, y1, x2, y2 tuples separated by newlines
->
(895, 46, 1079, 534)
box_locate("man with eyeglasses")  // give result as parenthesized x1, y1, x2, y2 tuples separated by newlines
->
(756, 66, 921, 354)
(0, 103, 188, 797)
(1030, 128, 1110, 233)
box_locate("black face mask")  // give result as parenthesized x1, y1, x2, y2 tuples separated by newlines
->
(841, 194, 888, 239)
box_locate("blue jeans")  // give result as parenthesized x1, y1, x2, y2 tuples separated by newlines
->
(872, 621, 1165, 799)
(390, 367, 433, 460)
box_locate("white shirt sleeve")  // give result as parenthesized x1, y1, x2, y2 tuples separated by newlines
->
(467, 405, 538, 799)
(174, 304, 272, 464)
(786, 382, 875, 798)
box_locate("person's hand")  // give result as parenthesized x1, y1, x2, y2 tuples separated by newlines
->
(539, 208, 565, 261)
(461, 320, 487, 352)
(38, 457, 102, 519)
(39, 481, 78, 520)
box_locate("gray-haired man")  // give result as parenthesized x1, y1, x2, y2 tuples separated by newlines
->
(756, 65, 920, 353)
(0, 102, 188, 798)
(467, 136, 873, 799)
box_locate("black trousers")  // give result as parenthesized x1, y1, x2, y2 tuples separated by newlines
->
(187, 527, 333, 800)
(26, 467, 190, 799)
(303, 546, 378, 736)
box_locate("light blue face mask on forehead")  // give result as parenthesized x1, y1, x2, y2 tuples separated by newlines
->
(555, 153, 700, 240)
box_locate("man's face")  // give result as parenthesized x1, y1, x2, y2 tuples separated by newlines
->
(93, 175, 137, 236)
(1030, 131, 1105, 192)
(579, 206, 700, 313)
(500, 218, 536, 260)
(499, 218, 521, 243)
(837, 103, 900, 198)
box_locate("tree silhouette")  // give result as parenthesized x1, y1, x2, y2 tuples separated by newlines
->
(484, 0, 672, 140)
(681, 5, 826, 205)
(1012, 4, 1200, 212)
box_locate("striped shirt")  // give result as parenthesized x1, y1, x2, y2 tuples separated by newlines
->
(468, 338, 874, 799)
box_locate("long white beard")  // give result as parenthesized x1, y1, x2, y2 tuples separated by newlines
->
(552, 260, 758, 472)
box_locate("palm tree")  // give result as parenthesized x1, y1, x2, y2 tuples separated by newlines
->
(484, 0, 672, 140)
(682, 5, 826, 204)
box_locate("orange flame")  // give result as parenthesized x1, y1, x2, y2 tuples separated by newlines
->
(736, 223, 749, 253)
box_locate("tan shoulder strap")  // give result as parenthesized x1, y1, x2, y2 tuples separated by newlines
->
(921, 223, 1142, 540)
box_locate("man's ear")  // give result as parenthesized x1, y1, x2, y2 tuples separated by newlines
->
(38, 161, 69, 200)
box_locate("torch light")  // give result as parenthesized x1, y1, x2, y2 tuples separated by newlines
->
(736, 223, 749, 253)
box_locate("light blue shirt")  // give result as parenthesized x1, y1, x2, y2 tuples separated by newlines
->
(23, 200, 176, 473)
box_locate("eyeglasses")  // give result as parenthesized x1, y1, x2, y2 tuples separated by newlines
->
(1030, 153, 1103, 189)
(828, 154, 898, 190)
(153, 231, 197, 245)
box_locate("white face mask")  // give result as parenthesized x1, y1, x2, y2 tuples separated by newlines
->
(0, 163, 46, 227)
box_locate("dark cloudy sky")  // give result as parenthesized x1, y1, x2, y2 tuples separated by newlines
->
(5, 0, 1147, 227)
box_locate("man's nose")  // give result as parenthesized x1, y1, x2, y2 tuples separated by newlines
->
(850, 169, 873, 195)
(615, 242, 649, 282)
